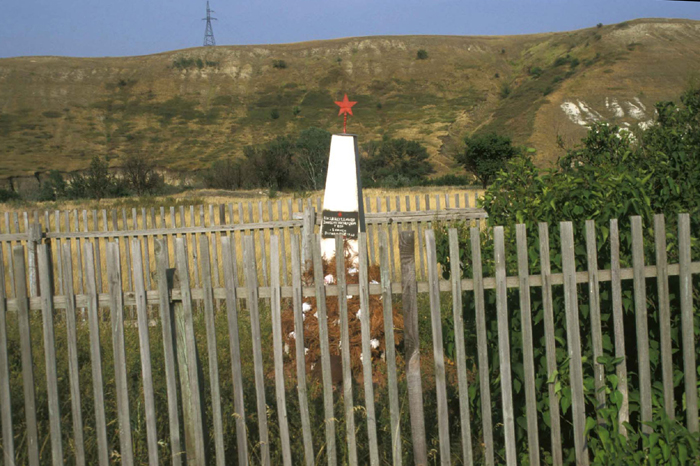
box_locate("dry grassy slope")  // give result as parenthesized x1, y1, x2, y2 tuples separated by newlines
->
(0, 17, 699, 179)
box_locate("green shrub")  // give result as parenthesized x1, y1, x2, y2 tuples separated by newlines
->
(416, 49, 429, 60)
(361, 137, 434, 187)
(0, 188, 19, 203)
(529, 66, 543, 78)
(272, 59, 287, 69)
(270, 109, 280, 119)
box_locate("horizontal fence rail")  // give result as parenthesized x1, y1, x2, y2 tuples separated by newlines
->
(0, 211, 698, 466)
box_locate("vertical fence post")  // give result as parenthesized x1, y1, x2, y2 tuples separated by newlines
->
(27, 222, 41, 297)
(654, 214, 675, 419)
(399, 231, 428, 465)
(243, 235, 271, 466)
(220, 236, 249, 465)
(0, 243, 14, 466)
(60, 243, 86, 466)
(678, 213, 698, 433)
(494, 227, 517, 466)
(335, 234, 358, 466)
(13, 246, 40, 466)
(312, 235, 338, 466)
(447, 229, 474, 466)
(104, 243, 132, 466)
(631, 216, 653, 434)
(538, 223, 564, 463)
(471, 227, 495, 466)
(585, 220, 606, 421)
(270, 235, 293, 466)
(379, 231, 403, 466)
(154, 239, 184, 466)
(425, 230, 452, 466)
(291, 234, 315, 466)
(560, 222, 589, 466)
(609, 219, 629, 436)
(515, 224, 540, 466)
(302, 206, 314, 271)
(173, 238, 207, 466)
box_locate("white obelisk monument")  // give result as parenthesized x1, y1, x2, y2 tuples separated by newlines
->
(320, 132, 365, 260)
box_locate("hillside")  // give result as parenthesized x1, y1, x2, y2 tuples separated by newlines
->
(0, 18, 699, 185)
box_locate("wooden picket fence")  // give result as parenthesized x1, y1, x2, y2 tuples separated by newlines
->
(0, 212, 698, 466)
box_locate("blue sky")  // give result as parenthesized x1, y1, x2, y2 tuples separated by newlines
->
(1, 0, 699, 58)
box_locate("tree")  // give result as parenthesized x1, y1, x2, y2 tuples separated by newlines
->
(294, 127, 331, 190)
(122, 153, 163, 196)
(362, 137, 434, 187)
(202, 158, 245, 190)
(243, 136, 298, 190)
(456, 133, 520, 188)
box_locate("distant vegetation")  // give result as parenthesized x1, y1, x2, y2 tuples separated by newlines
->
(416, 49, 429, 60)
(172, 57, 219, 70)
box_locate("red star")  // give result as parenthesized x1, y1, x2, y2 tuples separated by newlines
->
(335, 94, 357, 116)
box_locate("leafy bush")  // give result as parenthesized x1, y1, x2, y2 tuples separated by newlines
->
(272, 59, 287, 69)
(0, 188, 19, 203)
(416, 49, 429, 60)
(270, 109, 280, 120)
(435, 88, 700, 463)
(456, 133, 521, 188)
(121, 153, 163, 196)
(361, 137, 434, 187)
(201, 158, 246, 190)
(529, 66, 543, 78)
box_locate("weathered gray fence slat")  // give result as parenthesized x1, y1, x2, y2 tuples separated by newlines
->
(258, 202, 269, 286)
(425, 230, 452, 466)
(447, 229, 474, 466)
(154, 239, 184, 466)
(416, 198, 427, 280)
(631, 216, 653, 434)
(515, 225, 540, 466)
(198, 235, 226, 466)
(220, 236, 249, 465)
(0, 245, 15, 466)
(269, 236, 293, 466)
(211, 205, 221, 290)
(366, 196, 376, 265)
(60, 244, 86, 466)
(142, 208, 152, 289)
(105, 242, 133, 466)
(73, 211, 85, 299)
(94, 209, 103, 292)
(312, 236, 338, 466)
(494, 227, 517, 466)
(123, 209, 133, 291)
(13, 246, 40, 466)
(379, 231, 403, 466)
(538, 223, 564, 464)
(38, 245, 63, 466)
(3, 214, 15, 299)
(678, 214, 698, 433)
(277, 200, 289, 286)
(585, 220, 606, 418)
(174, 238, 207, 466)
(302, 206, 314, 270)
(335, 235, 358, 466)
(131, 239, 160, 466)
(386, 197, 397, 280)
(188, 207, 199, 287)
(243, 235, 271, 466)
(358, 232, 380, 466)
(399, 231, 428, 465)
(560, 222, 589, 466)
(55, 211, 65, 294)
(291, 234, 315, 466)
(609, 219, 629, 436)
(654, 214, 675, 419)
(470, 226, 495, 466)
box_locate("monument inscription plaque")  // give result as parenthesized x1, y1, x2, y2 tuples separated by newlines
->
(321, 210, 359, 239)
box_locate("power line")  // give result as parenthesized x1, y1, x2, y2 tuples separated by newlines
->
(203, 1, 217, 47)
